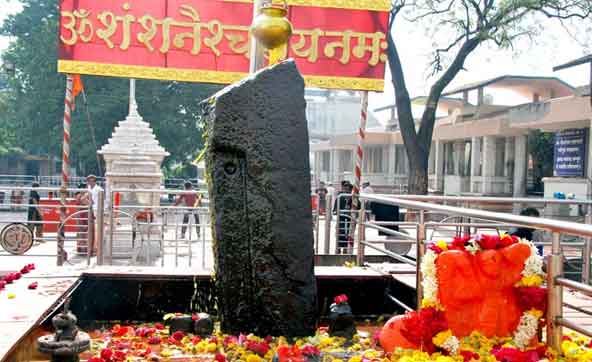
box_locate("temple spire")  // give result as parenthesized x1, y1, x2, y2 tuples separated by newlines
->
(129, 78, 139, 117)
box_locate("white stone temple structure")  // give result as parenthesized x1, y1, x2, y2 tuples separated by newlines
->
(99, 79, 169, 207)
(98, 79, 169, 263)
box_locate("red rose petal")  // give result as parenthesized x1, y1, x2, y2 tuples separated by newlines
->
(28, 282, 38, 290)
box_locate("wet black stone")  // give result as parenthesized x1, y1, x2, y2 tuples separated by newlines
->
(328, 303, 356, 340)
(201, 60, 317, 337)
(194, 313, 214, 337)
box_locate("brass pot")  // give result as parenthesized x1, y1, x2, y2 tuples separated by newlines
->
(250, 2, 293, 50)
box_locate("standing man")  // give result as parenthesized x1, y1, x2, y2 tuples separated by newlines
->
(362, 181, 374, 220)
(315, 181, 328, 215)
(27, 182, 43, 241)
(87, 174, 103, 250)
(175, 181, 201, 239)
(333, 180, 353, 253)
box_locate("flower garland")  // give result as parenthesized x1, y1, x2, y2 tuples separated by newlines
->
(412, 234, 547, 356)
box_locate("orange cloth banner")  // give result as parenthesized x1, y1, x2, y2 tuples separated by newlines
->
(57, 0, 390, 91)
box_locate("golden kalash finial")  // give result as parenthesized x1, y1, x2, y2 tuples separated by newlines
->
(250, 0, 293, 65)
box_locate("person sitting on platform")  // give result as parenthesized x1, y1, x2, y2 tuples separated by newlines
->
(508, 207, 543, 255)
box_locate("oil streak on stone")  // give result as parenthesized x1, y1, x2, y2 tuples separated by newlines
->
(201, 60, 317, 337)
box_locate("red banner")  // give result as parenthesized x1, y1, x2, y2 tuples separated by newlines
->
(57, 0, 390, 91)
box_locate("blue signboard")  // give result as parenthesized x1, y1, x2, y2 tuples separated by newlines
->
(554, 128, 587, 177)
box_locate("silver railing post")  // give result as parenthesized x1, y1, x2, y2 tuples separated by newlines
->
(86, 198, 94, 266)
(315, 194, 321, 253)
(583, 204, 592, 284)
(416, 209, 426, 310)
(334, 195, 341, 254)
(107, 190, 115, 265)
(356, 202, 366, 266)
(324, 195, 332, 255)
(547, 231, 564, 350)
(95, 189, 104, 266)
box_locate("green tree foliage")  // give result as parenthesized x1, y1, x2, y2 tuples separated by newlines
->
(0, 0, 221, 177)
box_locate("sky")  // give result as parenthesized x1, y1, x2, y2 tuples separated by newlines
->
(0, 0, 590, 123)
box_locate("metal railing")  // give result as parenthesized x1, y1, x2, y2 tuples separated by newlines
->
(358, 193, 592, 350)
(104, 188, 211, 269)
(0, 186, 95, 266)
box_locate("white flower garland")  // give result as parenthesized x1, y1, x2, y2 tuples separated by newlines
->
(513, 311, 541, 350)
(519, 238, 545, 279)
(441, 335, 460, 355)
(420, 236, 546, 353)
(420, 249, 439, 305)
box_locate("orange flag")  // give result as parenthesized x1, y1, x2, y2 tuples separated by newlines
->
(72, 74, 84, 98)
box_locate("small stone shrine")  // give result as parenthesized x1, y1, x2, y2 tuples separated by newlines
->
(98, 79, 168, 262)
(201, 60, 317, 337)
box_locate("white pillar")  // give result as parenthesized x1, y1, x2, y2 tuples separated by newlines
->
(434, 141, 445, 192)
(513, 135, 528, 197)
(482, 136, 496, 194)
(470, 137, 481, 192)
(313, 152, 322, 183)
(330, 149, 338, 182)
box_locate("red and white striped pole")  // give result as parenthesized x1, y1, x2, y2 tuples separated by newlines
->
(348, 91, 369, 250)
(62, 75, 73, 187)
(58, 75, 73, 266)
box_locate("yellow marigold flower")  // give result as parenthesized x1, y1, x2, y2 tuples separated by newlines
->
(436, 240, 448, 251)
(350, 343, 361, 351)
(517, 275, 544, 287)
(526, 309, 543, 319)
(246, 354, 262, 362)
(434, 356, 455, 362)
(422, 300, 445, 311)
(207, 342, 217, 353)
(348, 355, 362, 362)
(160, 349, 173, 357)
(432, 330, 453, 347)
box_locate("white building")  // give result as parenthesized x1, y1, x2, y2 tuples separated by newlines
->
(310, 75, 592, 196)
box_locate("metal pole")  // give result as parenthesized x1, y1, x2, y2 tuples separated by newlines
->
(335, 195, 341, 254)
(583, 205, 592, 284)
(356, 203, 366, 266)
(315, 193, 321, 253)
(324, 194, 332, 254)
(348, 91, 369, 246)
(416, 209, 426, 310)
(86, 200, 93, 266)
(107, 191, 115, 265)
(95, 189, 104, 265)
(58, 75, 73, 266)
(547, 231, 563, 350)
(249, 0, 267, 73)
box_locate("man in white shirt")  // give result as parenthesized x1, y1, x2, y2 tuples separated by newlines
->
(87, 174, 103, 214)
(87, 174, 103, 252)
